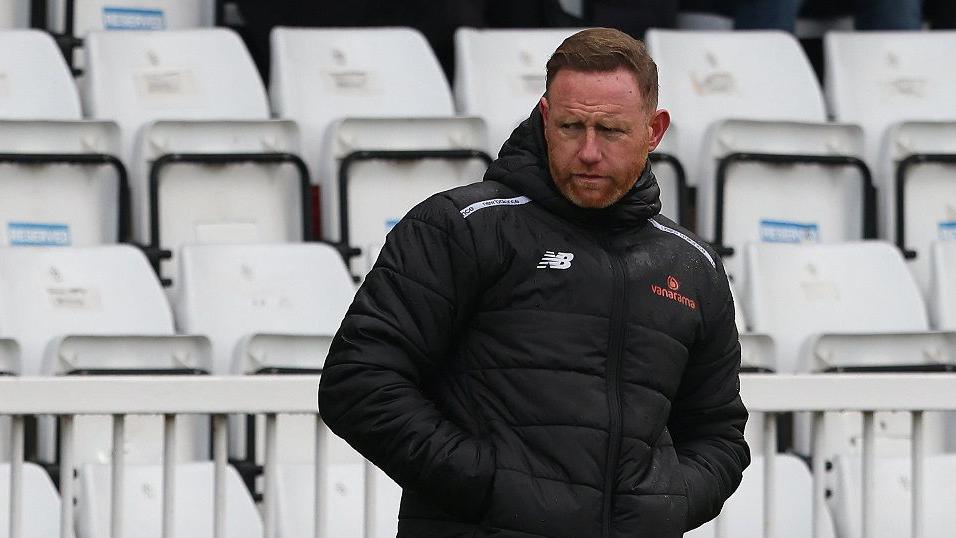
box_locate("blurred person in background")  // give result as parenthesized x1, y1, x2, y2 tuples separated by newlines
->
(733, 0, 923, 31)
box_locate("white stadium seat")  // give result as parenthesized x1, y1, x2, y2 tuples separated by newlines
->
(686, 455, 837, 538)
(0, 30, 126, 247)
(930, 241, 956, 330)
(47, 0, 214, 69)
(83, 29, 308, 286)
(699, 119, 869, 284)
(0, 463, 61, 538)
(276, 463, 402, 538)
(0, 338, 19, 467)
(0, 4, 28, 29)
(646, 29, 827, 187)
(745, 242, 933, 373)
(0, 245, 212, 465)
(173, 242, 360, 495)
(829, 454, 956, 538)
(646, 30, 871, 285)
(83, 29, 269, 158)
(453, 27, 581, 155)
(879, 121, 956, 292)
(75, 462, 261, 538)
(174, 243, 355, 375)
(49, 0, 212, 35)
(0, 30, 82, 120)
(324, 117, 488, 277)
(173, 243, 396, 534)
(269, 27, 490, 277)
(744, 241, 956, 457)
(824, 31, 956, 171)
(825, 32, 956, 293)
(270, 26, 456, 182)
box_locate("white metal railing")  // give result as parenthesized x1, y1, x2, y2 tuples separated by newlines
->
(2, 374, 956, 538)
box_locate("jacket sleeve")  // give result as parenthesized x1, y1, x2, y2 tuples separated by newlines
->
(317, 194, 495, 520)
(669, 261, 751, 531)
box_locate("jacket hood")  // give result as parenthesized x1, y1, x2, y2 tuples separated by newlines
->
(484, 106, 662, 229)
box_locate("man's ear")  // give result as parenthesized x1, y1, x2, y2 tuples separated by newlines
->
(539, 96, 550, 124)
(646, 108, 671, 151)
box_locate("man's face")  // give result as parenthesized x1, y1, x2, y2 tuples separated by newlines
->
(540, 67, 670, 209)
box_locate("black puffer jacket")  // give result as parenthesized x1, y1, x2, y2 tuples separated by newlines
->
(319, 108, 750, 538)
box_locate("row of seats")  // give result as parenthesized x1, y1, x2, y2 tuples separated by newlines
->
(0, 460, 401, 537)
(646, 30, 956, 298)
(727, 237, 956, 538)
(5, 24, 944, 294)
(0, 239, 952, 536)
(0, 241, 396, 537)
(2, 27, 955, 291)
(0, 237, 951, 383)
(6, 454, 954, 538)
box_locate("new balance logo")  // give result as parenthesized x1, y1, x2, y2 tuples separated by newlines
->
(537, 251, 574, 270)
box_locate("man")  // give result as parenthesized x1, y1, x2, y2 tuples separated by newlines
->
(319, 28, 749, 537)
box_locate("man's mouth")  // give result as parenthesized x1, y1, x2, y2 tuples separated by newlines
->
(572, 174, 609, 186)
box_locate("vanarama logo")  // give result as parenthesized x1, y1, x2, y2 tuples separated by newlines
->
(651, 275, 697, 310)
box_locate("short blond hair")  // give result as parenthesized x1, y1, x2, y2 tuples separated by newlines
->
(546, 28, 659, 111)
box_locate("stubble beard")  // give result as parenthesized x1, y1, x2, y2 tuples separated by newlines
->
(548, 156, 647, 210)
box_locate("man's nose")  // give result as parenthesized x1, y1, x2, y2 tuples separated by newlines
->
(577, 129, 602, 164)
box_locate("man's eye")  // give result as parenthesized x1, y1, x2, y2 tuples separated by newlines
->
(560, 123, 583, 131)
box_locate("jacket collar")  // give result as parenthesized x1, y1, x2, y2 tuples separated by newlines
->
(483, 106, 662, 230)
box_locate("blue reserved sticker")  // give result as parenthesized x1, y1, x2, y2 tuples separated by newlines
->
(384, 218, 400, 232)
(103, 7, 166, 30)
(8, 223, 71, 246)
(940, 221, 956, 241)
(760, 219, 820, 243)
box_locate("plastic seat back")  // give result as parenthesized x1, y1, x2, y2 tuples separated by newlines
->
(270, 26, 454, 186)
(745, 240, 928, 340)
(0, 463, 61, 537)
(0, 246, 207, 465)
(174, 243, 355, 374)
(453, 27, 581, 155)
(686, 455, 837, 538)
(825, 31, 956, 170)
(825, 33, 956, 290)
(646, 29, 826, 186)
(83, 28, 269, 162)
(931, 241, 956, 330)
(877, 121, 956, 292)
(699, 119, 867, 284)
(325, 117, 488, 277)
(0, 245, 172, 375)
(76, 462, 262, 538)
(830, 454, 956, 538)
(744, 241, 927, 373)
(83, 29, 307, 289)
(745, 242, 947, 458)
(0, 4, 28, 29)
(50, 0, 209, 36)
(276, 462, 404, 538)
(0, 30, 82, 119)
(136, 119, 306, 284)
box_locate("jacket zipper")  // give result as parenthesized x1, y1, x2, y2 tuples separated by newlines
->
(602, 244, 627, 538)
